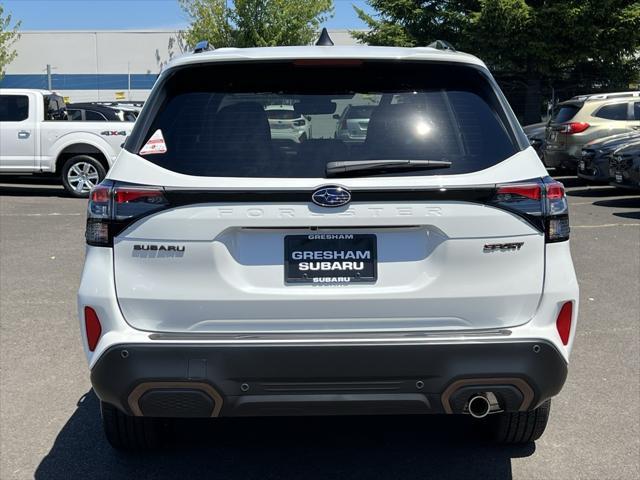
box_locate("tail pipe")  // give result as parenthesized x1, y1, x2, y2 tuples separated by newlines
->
(467, 394, 492, 418)
(441, 378, 535, 415)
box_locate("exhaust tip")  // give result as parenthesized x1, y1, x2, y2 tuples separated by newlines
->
(467, 394, 491, 419)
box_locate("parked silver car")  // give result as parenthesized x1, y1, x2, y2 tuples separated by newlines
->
(334, 104, 375, 143)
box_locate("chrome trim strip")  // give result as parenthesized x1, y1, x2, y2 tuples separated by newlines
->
(148, 329, 512, 343)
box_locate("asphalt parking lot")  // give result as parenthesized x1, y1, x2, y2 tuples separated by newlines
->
(0, 174, 638, 480)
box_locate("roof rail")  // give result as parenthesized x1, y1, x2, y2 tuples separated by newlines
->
(194, 40, 212, 54)
(427, 40, 456, 52)
(315, 28, 334, 46)
(571, 91, 639, 102)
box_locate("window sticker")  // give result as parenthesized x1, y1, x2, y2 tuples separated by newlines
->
(139, 129, 167, 155)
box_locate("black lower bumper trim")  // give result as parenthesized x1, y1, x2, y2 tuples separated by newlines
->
(90, 340, 567, 418)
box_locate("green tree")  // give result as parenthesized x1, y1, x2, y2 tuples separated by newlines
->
(353, 0, 478, 47)
(179, 0, 333, 48)
(353, 0, 640, 123)
(0, 4, 21, 79)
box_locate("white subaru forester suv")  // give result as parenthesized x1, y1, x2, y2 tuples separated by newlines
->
(78, 41, 579, 450)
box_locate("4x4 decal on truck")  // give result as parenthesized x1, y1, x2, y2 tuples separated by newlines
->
(100, 130, 127, 136)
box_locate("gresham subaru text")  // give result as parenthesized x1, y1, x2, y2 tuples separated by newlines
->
(77, 39, 579, 450)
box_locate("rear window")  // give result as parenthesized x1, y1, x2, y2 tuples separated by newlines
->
(266, 108, 299, 120)
(130, 61, 520, 177)
(552, 104, 580, 123)
(345, 105, 375, 119)
(67, 109, 82, 121)
(594, 102, 628, 121)
(0, 95, 29, 121)
(85, 110, 108, 121)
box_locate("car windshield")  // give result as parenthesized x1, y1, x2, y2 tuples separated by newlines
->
(130, 61, 520, 177)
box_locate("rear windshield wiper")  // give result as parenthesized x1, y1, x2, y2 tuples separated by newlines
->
(326, 159, 452, 177)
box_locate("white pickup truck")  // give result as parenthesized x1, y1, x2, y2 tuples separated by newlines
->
(0, 89, 133, 197)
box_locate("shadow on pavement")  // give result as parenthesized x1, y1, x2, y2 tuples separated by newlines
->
(565, 186, 625, 198)
(36, 391, 534, 480)
(541, 175, 626, 198)
(593, 196, 640, 220)
(593, 197, 640, 209)
(612, 211, 640, 220)
(0, 176, 69, 198)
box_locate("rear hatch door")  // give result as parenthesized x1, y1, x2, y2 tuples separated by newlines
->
(109, 59, 546, 334)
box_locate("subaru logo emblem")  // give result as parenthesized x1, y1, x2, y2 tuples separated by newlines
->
(312, 186, 351, 208)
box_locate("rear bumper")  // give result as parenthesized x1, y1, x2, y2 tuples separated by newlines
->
(91, 340, 567, 418)
(577, 171, 610, 182)
(543, 149, 578, 169)
(577, 158, 611, 182)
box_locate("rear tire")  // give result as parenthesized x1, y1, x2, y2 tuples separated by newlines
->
(489, 399, 551, 444)
(100, 401, 164, 450)
(61, 155, 106, 198)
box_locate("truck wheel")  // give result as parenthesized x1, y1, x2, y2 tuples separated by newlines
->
(489, 399, 551, 444)
(61, 155, 106, 198)
(100, 401, 164, 450)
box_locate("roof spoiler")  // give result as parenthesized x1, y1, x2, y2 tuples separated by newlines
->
(570, 91, 639, 102)
(427, 40, 456, 52)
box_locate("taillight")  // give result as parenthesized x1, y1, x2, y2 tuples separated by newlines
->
(491, 178, 569, 243)
(560, 122, 590, 134)
(113, 186, 168, 220)
(86, 182, 169, 247)
(544, 179, 570, 242)
(495, 184, 542, 201)
(556, 302, 573, 345)
(84, 306, 102, 351)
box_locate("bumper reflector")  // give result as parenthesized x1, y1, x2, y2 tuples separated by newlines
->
(556, 302, 573, 345)
(84, 306, 102, 352)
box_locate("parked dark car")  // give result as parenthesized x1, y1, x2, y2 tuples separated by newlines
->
(67, 103, 136, 122)
(523, 122, 547, 160)
(609, 141, 640, 191)
(578, 131, 640, 182)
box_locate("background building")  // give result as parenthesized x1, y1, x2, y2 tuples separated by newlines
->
(0, 29, 361, 103)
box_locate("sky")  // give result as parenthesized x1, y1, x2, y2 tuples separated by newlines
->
(2, 0, 374, 30)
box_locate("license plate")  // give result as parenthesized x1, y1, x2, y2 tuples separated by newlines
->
(579, 160, 585, 171)
(284, 234, 377, 284)
(616, 172, 623, 183)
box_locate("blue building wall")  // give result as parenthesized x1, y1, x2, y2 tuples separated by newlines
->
(0, 73, 158, 90)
